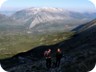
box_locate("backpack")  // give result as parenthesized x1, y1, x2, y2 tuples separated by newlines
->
(56, 52, 62, 59)
(44, 51, 48, 57)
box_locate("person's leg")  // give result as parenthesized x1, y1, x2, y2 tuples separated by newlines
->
(57, 59, 60, 67)
(49, 58, 51, 68)
(55, 58, 58, 67)
(55, 60, 57, 67)
(46, 58, 50, 69)
(46, 59, 49, 68)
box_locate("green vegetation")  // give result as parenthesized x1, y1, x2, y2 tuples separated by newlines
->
(0, 32, 74, 59)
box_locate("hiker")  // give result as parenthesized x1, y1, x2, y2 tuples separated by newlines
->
(44, 49, 52, 69)
(55, 48, 62, 67)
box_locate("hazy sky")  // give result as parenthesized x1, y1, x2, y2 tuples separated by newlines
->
(0, 0, 96, 12)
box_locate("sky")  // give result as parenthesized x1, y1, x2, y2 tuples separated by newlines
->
(0, 0, 96, 12)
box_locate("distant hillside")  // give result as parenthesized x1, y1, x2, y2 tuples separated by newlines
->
(73, 18, 96, 33)
(0, 13, 25, 32)
(0, 14, 7, 21)
(0, 11, 15, 16)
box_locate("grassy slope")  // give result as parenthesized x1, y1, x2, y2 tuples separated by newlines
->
(0, 32, 74, 59)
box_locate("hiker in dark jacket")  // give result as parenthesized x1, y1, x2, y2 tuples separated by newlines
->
(44, 49, 52, 69)
(55, 48, 62, 67)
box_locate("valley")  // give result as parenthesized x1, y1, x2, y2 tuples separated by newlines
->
(0, 31, 74, 59)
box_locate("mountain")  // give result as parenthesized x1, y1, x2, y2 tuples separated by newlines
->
(11, 7, 96, 33)
(0, 11, 15, 16)
(0, 19, 96, 72)
(73, 18, 96, 33)
(0, 13, 25, 33)
(0, 8, 96, 34)
(0, 14, 7, 21)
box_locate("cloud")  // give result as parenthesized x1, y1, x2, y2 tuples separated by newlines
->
(0, 0, 7, 8)
(89, 0, 96, 7)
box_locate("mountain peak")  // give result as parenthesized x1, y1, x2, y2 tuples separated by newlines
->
(24, 7, 65, 12)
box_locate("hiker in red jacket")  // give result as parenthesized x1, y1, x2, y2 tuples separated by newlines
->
(44, 49, 51, 69)
(55, 48, 62, 67)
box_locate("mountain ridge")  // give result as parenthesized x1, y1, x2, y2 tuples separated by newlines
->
(0, 7, 96, 33)
(73, 18, 96, 33)
(11, 7, 96, 33)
